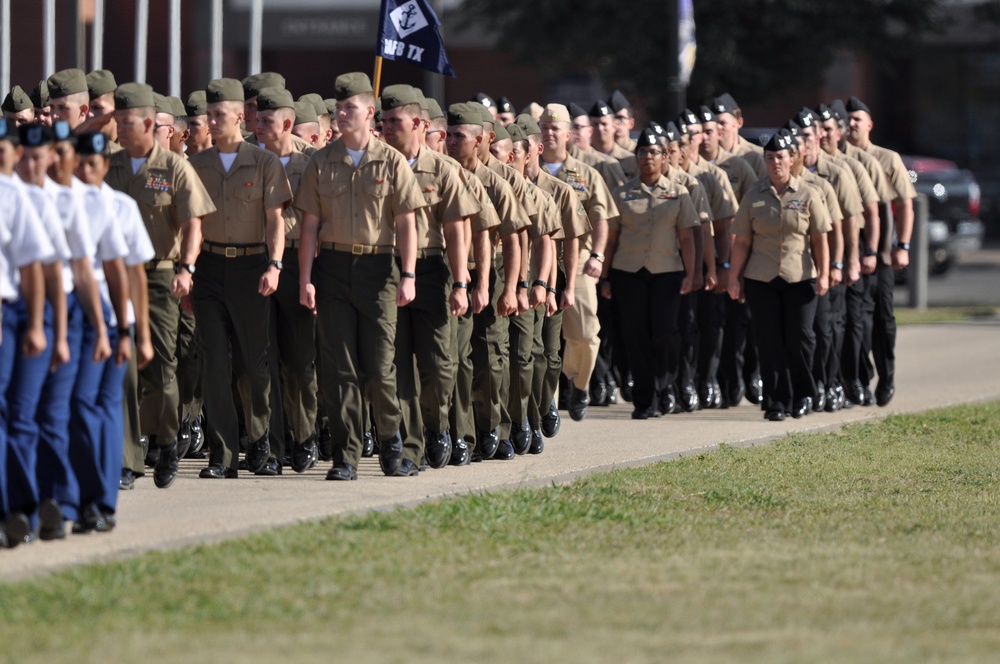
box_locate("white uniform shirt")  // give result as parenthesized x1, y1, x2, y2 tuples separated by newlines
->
(99, 184, 156, 324)
(40, 175, 95, 293)
(70, 177, 130, 326)
(0, 175, 57, 301)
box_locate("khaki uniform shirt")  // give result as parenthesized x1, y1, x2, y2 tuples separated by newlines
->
(436, 152, 500, 234)
(295, 138, 425, 246)
(829, 151, 879, 210)
(247, 133, 316, 157)
(610, 175, 699, 274)
(570, 145, 628, 190)
(541, 154, 618, 252)
(808, 151, 863, 221)
(486, 153, 538, 224)
(617, 136, 637, 152)
(861, 142, 917, 202)
(800, 170, 844, 222)
(713, 149, 759, 202)
(410, 148, 482, 250)
(844, 143, 894, 203)
(277, 151, 310, 240)
(731, 137, 766, 178)
(106, 141, 216, 260)
(535, 170, 591, 241)
(523, 179, 562, 241)
(189, 141, 292, 244)
(471, 159, 530, 241)
(606, 142, 637, 181)
(734, 175, 833, 283)
(685, 159, 737, 221)
(664, 164, 713, 225)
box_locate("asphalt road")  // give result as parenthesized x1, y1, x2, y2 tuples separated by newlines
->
(2, 320, 998, 581)
(894, 244, 1000, 307)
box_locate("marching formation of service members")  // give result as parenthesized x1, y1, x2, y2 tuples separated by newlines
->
(0, 64, 915, 546)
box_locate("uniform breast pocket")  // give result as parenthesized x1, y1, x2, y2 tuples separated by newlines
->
(319, 181, 349, 199)
(139, 187, 173, 208)
(422, 190, 442, 209)
(237, 185, 264, 203)
(780, 206, 808, 235)
(365, 180, 389, 199)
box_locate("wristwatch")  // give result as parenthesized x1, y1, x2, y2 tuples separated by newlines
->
(532, 279, 549, 290)
(831, 261, 844, 270)
(716, 261, 731, 270)
(897, 242, 910, 252)
(400, 271, 416, 279)
(267, 259, 283, 271)
(176, 263, 196, 275)
(590, 252, 605, 263)
(863, 247, 878, 257)
(517, 280, 530, 290)
(452, 281, 468, 290)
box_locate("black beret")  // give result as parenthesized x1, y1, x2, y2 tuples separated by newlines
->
(634, 128, 660, 151)
(0, 118, 18, 144)
(589, 100, 613, 118)
(497, 96, 515, 114)
(568, 102, 588, 119)
(764, 128, 794, 152)
(698, 105, 717, 124)
(829, 99, 848, 122)
(814, 103, 834, 122)
(472, 92, 496, 109)
(608, 89, 631, 112)
(19, 122, 54, 147)
(76, 131, 110, 156)
(845, 96, 871, 115)
(712, 93, 740, 115)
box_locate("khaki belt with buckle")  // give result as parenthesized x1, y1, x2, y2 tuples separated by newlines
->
(202, 242, 267, 258)
(285, 239, 300, 249)
(320, 242, 391, 255)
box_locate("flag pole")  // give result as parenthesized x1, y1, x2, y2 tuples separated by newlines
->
(373, 55, 384, 97)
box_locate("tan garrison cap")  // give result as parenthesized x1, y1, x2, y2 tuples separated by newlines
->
(185, 90, 207, 116)
(206, 78, 244, 103)
(294, 100, 318, 125)
(333, 72, 374, 101)
(380, 84, 420, 111)
(2, 85, 32, 113)
(540, 104, 571, 124)
(86, 70, 117, 98)
(243, 72, 285, 99)
(521, 102, 543, 120)
(115, 82, 155, 110)
(257, 87, 295, 111)
(47, 68, 88, 99)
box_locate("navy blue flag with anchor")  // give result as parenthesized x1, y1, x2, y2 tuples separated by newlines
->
(376, 0, 456, 77)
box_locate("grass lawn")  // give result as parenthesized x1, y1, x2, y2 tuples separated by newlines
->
(3, 403, 1000, 663)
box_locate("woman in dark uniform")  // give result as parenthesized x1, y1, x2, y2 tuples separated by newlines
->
(601, 128, 699, 419)
(727, 129, 831, 421)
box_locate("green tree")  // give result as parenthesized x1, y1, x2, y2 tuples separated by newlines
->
(457, 0, 944, 119)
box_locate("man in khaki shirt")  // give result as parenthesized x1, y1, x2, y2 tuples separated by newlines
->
(568, 102, 628, 191)
(608, 90, 638, 152)
(711, 93, 766, 178)
(590, 100, 637, 181)
(188, 78, 291, 479)
(297, 73, 425, 481)
(106, 82, 216, 488)
(380, 84, 479, 472)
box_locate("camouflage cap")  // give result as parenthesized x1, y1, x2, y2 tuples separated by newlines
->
(515, 113, 541, 136)
(186, 90, 207, 116)
(114, 82, 155, 110)
(30, 80, 50, 109)
(294, 100, 318, 125)
(243, 72, 285, 100)
(425, 98, 444, 120)
(333, 72, 374, 101)
(257, 86, 295, 111)
(298, 93, 327, 119)
(539, 104, 571, 124)
(380, 84, 420, 111)
(47, 68, 88, 100)
(2, 85, 33, 113)
(506, 122, 526, 143)
(153, 93, 174, 116)
(491, 122, 510, 143)
(206, 78, 245, 104)
(86, 70, 117, 98)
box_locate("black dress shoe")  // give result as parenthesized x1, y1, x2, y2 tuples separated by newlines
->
(791, 400, 809, 419)
(747, 375, 764, 405)
(607, 379, 619, 405)
(392, 459, 420, 477)
(568, 385, 590, 421)
(725, 380, 745, 409)
(631, 405, 658, 420)
(153, 440, 180, 489)
(824, 386, 840, 413)
(449, 439, 471, 466)
(862, 385, 876, 407)
(590, 381, 609, 407)
(291, 436, 319, 473)
(620, 376, 634, 403)
(72, 503, 108, 534)
(814, 382, 826, 412)
(199, 465, 238, 479)
(144, 435, 159, 468)
(476, 427, 500, 460)
(493, 439, 515, 460)
(317, 426, 333, 461)
(362, 429, 376, 457)
(529, 429, 544, 455)
(425, 431, 452, 469)
(659, 386, 678, 415)
(378, 432, 404, 476)
(700, 383, 719, 410)
(254, 457, 282, 476)
(765, 410, 785, 422)
(120, 468, 137, 490)
(176, 423, 192, 460)
(39, 499, 65, 541)
(325, 463, 357, 481)
(187, 417, 205, 456)
(238, 459, 249, 471)
(470, 452, 484, 463)
(511, 422, 531, 455)
(5, 512, 30, 547)
(541, 400, 561, 438)
(845, 380, 865, 406)
(876, 380, 895, 407)
(101, 509, 116, 532)
(679, 385, 699, 412)
(245, 433, 271, 474)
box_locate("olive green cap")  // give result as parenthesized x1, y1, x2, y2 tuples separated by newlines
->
(30, 80, 50, 108)
(153, 93, 174, 116)
(185, 90, 207, 116)
(506, 122, 527, 143)
(470, 102, 494, 125)
(333, 72, 374, 101)
(257, 86, 295, 111)
(2, 85, 32, 113)
(47, 68, 88, 100)
(539, 104, 571, 124)
(515, 113, 541, 136)
(426, 98, 444, 120)
(380, 84, 420, 111)
(412, 88, 428, 113)
(167, 96, 187, 118)
(114, 82, 155, 110)
(298, 93, 327, 119)
(86, 70, 117, 98)
(242, 72, 285, 100)
(323, 98, 337, 116)
(446, 102, 482, 127)
(491, 122, 511, 142)
(374, 98, 382, 122)
(294, 100, 318, 126)
(206, 78, 244, 104)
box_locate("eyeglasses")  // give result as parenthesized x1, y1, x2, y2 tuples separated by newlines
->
(637, 149, 663, 158)
(154, 123, 173, 131)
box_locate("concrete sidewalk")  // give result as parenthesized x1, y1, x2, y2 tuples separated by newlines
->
(3, 321, 999, 581)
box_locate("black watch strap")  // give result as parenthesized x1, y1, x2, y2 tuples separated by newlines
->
(452, 281, 468, 290)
